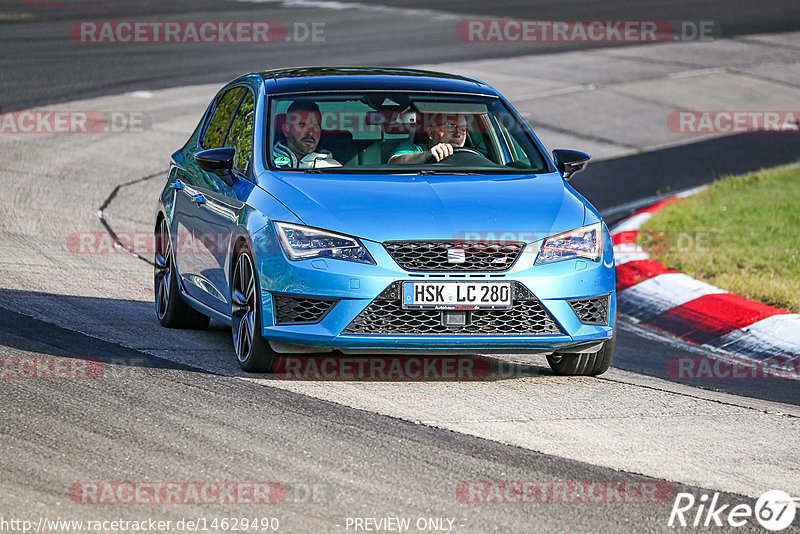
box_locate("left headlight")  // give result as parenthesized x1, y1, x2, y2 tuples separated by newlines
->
(534, 222, 602, 265)
(274, 222, 375, 264)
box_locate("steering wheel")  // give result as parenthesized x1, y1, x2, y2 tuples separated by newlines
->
(451, 147, 484, 157)
(436, 147, 495, 165)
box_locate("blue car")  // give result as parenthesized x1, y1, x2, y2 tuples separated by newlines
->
(154, 67, 616, 375)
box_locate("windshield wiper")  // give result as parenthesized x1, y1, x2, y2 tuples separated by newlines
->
(417, 169, 477, 175)
(290, 167, 529, 175)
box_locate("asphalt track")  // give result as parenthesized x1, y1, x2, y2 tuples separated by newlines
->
(1, 1, 799, 532)
(3, 0, 800, 111)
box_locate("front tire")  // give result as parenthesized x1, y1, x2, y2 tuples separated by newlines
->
(154, 217, 210, 329)
(547, 335, 615, 376)
(231, 246, 278, 373)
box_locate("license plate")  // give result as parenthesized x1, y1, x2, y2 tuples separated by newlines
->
(402, 281, 512, 310)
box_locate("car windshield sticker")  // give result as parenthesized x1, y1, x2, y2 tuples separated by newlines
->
(274, 156, 291, 166)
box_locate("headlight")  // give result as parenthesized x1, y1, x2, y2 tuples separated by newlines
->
(534, 223, 602, 265)
(274, 222, 375, 264)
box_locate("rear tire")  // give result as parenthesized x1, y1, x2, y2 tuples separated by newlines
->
(231, 245, 278, 373)
(547, 334, 615, 376)
(154, 217, 210, 329)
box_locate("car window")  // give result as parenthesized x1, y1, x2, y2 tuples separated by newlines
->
(225, 89, 255, 175)
(202, 86, 245, 149)
(266, 92, 550, 174)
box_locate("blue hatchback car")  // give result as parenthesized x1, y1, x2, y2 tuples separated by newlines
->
(154, 67, 616, 375)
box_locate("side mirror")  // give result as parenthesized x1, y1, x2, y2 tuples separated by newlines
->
(195, 148, 236, 186)
(552, 149, 590, 181)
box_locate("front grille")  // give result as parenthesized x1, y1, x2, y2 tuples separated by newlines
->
(569, 296, 609, 325)
(384, 241, 524, 272)
(273, 294, 338, 325)
(343, 282, 563, 336)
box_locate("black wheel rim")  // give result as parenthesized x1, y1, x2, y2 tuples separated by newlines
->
(232, 253, 257, 363)
(154, 218, 172, 320)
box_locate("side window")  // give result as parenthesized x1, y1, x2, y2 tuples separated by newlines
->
(225, 90, 255, 175)
(201, 87, 245, 149)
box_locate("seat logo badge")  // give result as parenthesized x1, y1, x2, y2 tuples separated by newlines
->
(447, 248, 466, 263)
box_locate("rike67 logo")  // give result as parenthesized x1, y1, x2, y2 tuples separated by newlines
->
(669, 490, 798, 531)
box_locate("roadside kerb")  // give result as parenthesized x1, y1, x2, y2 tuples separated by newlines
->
(611, 188, 800, 377)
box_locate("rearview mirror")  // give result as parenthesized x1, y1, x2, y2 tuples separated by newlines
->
(552, 149, 590, 181)
(195, 148, 236, 186)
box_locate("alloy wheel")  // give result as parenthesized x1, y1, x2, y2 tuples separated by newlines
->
(154, 218, 172, 320)
(232, 252, 257, 363)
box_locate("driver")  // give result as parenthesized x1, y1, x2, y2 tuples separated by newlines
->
(273, 101, 341, 169)
(388, 113, 468, 164)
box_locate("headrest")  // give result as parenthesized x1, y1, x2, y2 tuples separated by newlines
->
(274, 112, 353, 141)
(366, 110, 421, 134)
(274, 112, 286, 133)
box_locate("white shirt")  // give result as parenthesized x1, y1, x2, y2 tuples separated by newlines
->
(273, 141, 342, 169)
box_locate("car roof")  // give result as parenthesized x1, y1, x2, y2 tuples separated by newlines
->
(255, 67, 499, 96)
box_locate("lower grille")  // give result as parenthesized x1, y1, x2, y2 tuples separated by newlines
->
(273, 294, 338, 325)
(343, 282, 563, 336)
(569, 296, 609, 325)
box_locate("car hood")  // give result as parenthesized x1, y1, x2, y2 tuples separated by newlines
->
(260, 172, 587, 243)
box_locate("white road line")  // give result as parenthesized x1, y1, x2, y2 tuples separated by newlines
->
(234, 0, 464, 20)
(513, 83, 597, 101)
(613, 247, 649, 266)
(610, 212, 652, 233)
(668, 67, 727, 79)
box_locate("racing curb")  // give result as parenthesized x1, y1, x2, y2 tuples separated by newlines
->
(610, 189, 800, 378)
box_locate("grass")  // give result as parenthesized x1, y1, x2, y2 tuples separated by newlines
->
(0, 12, 34, 21)
(638, 163, 800, 313)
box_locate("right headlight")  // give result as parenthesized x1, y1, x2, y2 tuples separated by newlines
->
(274, 222, 375, 264)
(534, 223, 602, 265)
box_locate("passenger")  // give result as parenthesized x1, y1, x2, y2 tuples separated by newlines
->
(388, 113, 469, 164)
(273, 101, 341, 169)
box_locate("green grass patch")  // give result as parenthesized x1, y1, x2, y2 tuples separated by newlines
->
(638, 163, 800, 313)
(0, 12, 34, 21)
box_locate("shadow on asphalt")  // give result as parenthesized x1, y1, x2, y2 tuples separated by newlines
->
(1, 289, 797, 400)
(0, 297, 206, 374)
(614, 322, 800, 406)
(0, 289, 558, 383)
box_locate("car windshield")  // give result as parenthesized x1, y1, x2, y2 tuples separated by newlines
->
(266, 92, 550, 174)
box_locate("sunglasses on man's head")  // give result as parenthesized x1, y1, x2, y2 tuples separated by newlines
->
(439, 122, 469, 133)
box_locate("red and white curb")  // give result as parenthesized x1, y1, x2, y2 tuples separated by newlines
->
(611, 189, 800, 378)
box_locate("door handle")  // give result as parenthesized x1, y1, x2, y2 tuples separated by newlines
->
(170, 179, 185, 190)
(191, 193, 206, 205)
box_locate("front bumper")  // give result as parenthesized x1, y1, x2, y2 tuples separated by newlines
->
(252, 229, 616, 353)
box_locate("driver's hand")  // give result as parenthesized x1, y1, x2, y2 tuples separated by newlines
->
(428, 143, 454, 162)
